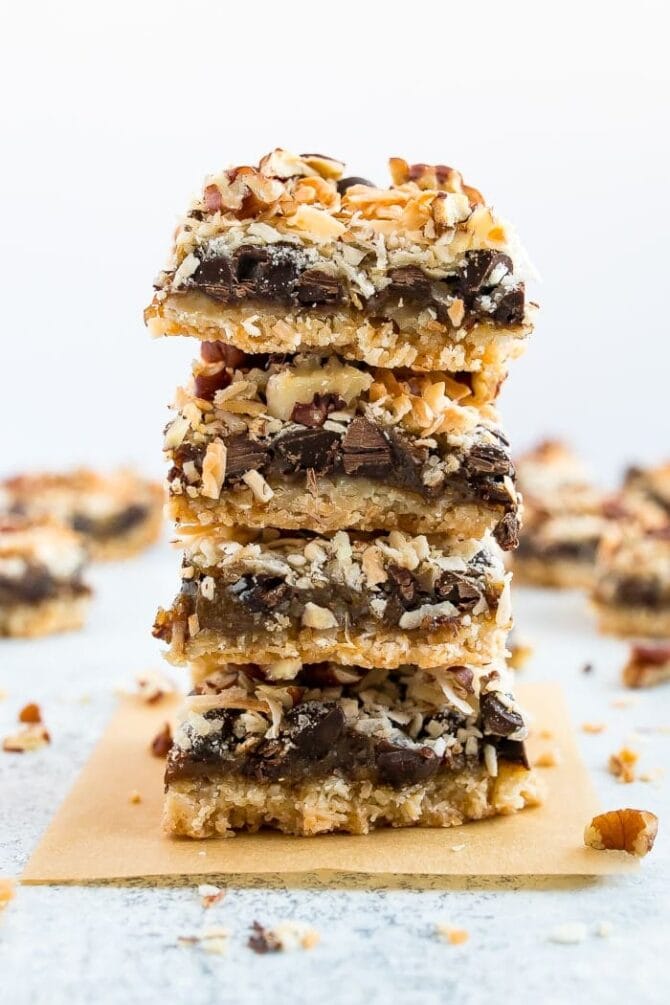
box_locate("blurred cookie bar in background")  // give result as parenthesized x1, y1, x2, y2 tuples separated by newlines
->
(0, 469, 163, 561)
(512, 440, 612, 589)
(0, 516, 91, 637)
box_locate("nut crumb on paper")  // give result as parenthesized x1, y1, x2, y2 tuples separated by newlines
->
(436, 924, 470, 945)
(129, 790, 142, 804)
(134, 670, 175, 704)
(584, 808, 658, 857)
(534, 748, 561, 768)
(248, 921, 319, 954)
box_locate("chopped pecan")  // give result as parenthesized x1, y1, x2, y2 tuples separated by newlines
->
(584, 809, 658, 857)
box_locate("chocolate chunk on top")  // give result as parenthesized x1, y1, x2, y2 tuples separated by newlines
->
(480, 692, 525, 737)
(341, 417, 392, 477)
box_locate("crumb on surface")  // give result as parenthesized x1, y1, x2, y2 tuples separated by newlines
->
(178, 927, 230, 955)
(608, 747, 639, 783)
(198, 884, 225, 908)
(0, 878, 15, 909)
(582, 722, 606, 734)
(535, 748, 561, 768)
(248, 921, 319, 953)
(436, 923, 470, 945)
(129, 790, 142, 804)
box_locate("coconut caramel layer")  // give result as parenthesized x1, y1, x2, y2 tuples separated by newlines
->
(165, 349, 519, 547)
(148, 150, 533, 341)
(166, 662, 528, 790)
(153, 530, 511, 669)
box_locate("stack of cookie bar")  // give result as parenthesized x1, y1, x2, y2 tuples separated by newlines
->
(147, 150, 541, 837)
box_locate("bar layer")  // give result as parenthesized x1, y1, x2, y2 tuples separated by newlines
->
(166, 350, 519, 542)
(153, 530, 512, 670)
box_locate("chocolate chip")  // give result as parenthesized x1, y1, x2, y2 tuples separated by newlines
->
(194, 367, 231, 401)
(492, 286, 525, 324)
(233, 575, 290, 613)
(387, 564, 418, 607)
(295, 269, 342, 306)
(434, 571, 482, 611)
(272, 427, 340, 474)
(224, 434, 270, 479)
(461, 250, 512, 293)
(386, 429, 429, 495)
(286, 701, 346, 759)
(493, 512, 520, 551)
(337, 176, 375, 194)
(290, 393, 345, 428)
(464, 443, 512, 477)
(341, 417, 392, 477)
(377, 745, 439, 786)
(480, 692, 524, 737)
(387, 266, 432, 300)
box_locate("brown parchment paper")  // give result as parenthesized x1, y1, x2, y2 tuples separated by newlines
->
(22, 683, 635, 884)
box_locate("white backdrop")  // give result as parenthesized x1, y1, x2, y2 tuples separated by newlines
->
(1, 0, 668, 483)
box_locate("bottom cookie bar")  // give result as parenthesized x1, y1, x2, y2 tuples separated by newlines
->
(163, 661, 539, 837)
(165, 764, 542, 838)
(0, 516, 91, 638)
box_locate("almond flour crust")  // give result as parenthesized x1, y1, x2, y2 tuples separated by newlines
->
(169, 479, 512, 540)
(512, 555, 596, 590)
(147, 293, 530, 392)
(167, 617, 509, 672)
(163, 761, 541, 838)
(0, 594, 90, 638)
(593, 603, 670, 639)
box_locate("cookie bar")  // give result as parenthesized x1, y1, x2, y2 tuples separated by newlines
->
(513, 440, 611, 589)
(0, 469, 164, 561)
(153, 530, 512, 671)
(163, 661, 540, 837)
(0, 516, 91, 637)
(593, 527, 670, 637)
(146, 150, 535, 385)
(165, 348, 519, 544)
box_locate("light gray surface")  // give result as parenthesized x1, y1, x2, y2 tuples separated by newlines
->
(1, 544, 668, 1005)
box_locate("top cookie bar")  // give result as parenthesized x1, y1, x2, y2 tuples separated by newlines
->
(146, 150, 535, 377)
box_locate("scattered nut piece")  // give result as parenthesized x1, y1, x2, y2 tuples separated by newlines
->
(595, 921, 614, 938)
(608, 747, 639, 784)
(436, 924, 470, 945)
(535, 748, 561, 768)
(18, 702, 42, 724)
(150, 722, 173, 758)
(0, 878, 15, 909)
(129, 790, 142, 804)
(622, 644, 670, 690)
(582, 722, 606, 734)
(198, 884, 225, 909)
(451, 844, 466, 853)
(549, 922, 587, 945)
(584, 808, 658, 857)
(135, 671, 175, 704)
(538, 728, 554, 740)
(3, 723, 50, 753)
(178, 927, 231, 955)
(248, 920, 319, 954)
